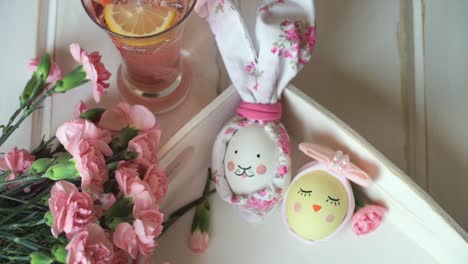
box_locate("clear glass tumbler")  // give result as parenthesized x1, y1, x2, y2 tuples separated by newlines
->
(81, 0, 196, 113)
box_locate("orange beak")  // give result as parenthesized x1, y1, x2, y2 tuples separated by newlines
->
(313, 204, 322, 212)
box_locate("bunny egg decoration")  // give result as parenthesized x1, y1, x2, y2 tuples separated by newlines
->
(195, 0, 317, 222)
(282, 143, 372, 243)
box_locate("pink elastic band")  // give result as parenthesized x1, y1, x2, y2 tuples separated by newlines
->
(236, 102, 282, 122)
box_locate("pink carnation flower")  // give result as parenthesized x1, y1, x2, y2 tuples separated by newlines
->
(66, 223, 114, 264)
(0, 147, 35, 181)
(94, 193, 117, 218)
(70, 43, 111, 103)
(48, 181, 95, 238)
(99, 102, 156, 132)
(351, 204, 387, 235)
(56, 118, 112, 157)
(128, 127, 162, 169)
(143, 164, 168, 204)
(113, 209, 164, 258)
(134, 210, 164, 256)
(114, 223, 139, 259)
(27, 57, 62, 83)
(75, 140, 109, 193)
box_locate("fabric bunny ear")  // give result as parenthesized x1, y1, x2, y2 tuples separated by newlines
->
(195, 0, 316, 104)
(299, 143, 372, 187)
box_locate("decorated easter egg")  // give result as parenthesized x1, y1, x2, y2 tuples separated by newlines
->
(285, 168, 350, 241)
(224, 123, 280, 195)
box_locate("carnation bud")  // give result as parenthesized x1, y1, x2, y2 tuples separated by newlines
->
(110, 128, 139, 152)
(36, 53, 51, 81)
(30, 158, 54, 174)
(80, 108, 106, 123)
(45, 160, 80, 181)
(30, 252, 53, 264)
(44, 211, 53, 227)
(51, 245, 67, 264)
(55, 66, 88, 93)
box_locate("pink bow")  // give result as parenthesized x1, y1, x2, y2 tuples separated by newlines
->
(299, 143, 372, 187)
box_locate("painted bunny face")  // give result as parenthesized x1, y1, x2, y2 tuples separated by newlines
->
(285, 170, 349, 241)
(224, 123, 279, 195)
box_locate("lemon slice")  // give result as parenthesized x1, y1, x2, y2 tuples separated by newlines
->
(104, 3, 177, 46)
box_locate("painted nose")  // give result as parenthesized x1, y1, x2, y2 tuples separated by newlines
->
(313, 204, 322, 212)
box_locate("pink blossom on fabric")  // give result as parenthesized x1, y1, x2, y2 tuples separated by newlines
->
(351, 205, 387, 235)
(246, 197, 278, 211)
(271, 47, 278, 54)
(306, 26, 317, 53)
(56, 118, 112, 157)
(128, 127, 162, 169)
(69, 43, 111, 103)
(188, 230, 209, 254)
(285, 27, 300, 43)
(0, 147, 35, 181)
(94, 193, 116, 218)
(27, 57, 62, 83)
(73, 100, 89, 118)
(143, 165, 168, 203)
(99, 102, 156, 132)
(245, 62, 255, 73)
(48, 181, 94, 238)
(277, 165, 288, 176)
(75, 140, 109, 193)
(114, 223, 139, 259)
(133, 210, 164, 256)
(66, 223, 114, 264)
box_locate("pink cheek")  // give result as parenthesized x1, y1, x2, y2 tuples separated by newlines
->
(326, 214, 335, 223)
(294, 202, 302, 213)
(256, 164, 267, 175)
(227, 161, 235, 172)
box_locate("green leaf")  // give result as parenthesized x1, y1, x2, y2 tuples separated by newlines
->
(103, 197, 134, 231)
(110, 128, 139, 153)
(80, 108, 106, 123)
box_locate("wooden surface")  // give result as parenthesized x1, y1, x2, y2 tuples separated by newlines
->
(0, 0, 467, 255)
(157, 86, 466, 263)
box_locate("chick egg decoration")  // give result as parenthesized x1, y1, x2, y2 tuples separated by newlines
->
(283, 143, 372, 242)
(194, 0, 316, 221)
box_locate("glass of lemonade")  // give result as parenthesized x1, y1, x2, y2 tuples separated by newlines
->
(81, 0, 196, 113)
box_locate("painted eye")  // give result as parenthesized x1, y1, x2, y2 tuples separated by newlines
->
(257, 154, 261, 158)
(326, 196, 341, 206)
(297, 188, 312, 197)
(235, 150, 238, 154)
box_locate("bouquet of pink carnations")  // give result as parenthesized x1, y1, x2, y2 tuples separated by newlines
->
(0, 44, 212, 264)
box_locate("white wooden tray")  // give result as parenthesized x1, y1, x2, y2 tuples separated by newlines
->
(156, 86, 468, 264)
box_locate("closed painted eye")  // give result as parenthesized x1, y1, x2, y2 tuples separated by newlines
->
(297, 188, 312, 197)
(326, 196, 341, 206)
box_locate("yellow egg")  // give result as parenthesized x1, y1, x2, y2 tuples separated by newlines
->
(285, 170, 349, 241)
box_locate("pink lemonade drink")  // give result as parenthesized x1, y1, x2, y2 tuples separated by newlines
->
(82, 0, 196, 113)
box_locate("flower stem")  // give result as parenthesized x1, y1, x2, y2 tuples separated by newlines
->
(0, 87, 56, 148)
(160, 189, 215, 236)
